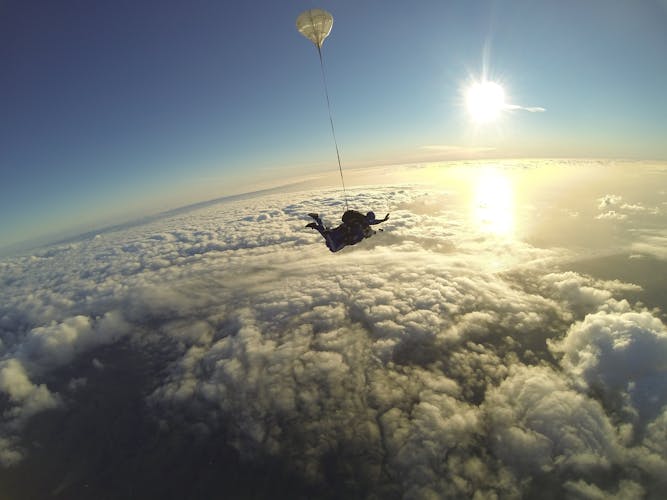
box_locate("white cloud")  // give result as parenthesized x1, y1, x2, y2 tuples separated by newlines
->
(595, 195, 662, 223)
(0, 173, 665, 496)
(504, 103, 546, 113)
(550, 310, 667, 424)
(0, 358, 60, 430)
(485, 364, 621, 475)
(596, 210, 627, 220)
(597, 194, 623, 210)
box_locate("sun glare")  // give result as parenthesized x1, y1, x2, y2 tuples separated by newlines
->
(472, 168, 515, 236)
(465, 81, 506, 124)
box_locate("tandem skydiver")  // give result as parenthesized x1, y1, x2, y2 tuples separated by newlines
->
(306, 210, 389, 252)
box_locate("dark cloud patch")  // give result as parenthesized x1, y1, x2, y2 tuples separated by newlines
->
(1, 341, 334, 500)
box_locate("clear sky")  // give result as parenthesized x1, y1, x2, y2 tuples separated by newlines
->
(2, 0, 666, 250)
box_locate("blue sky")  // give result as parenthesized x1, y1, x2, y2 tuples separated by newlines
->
(1, 0, 666, 250)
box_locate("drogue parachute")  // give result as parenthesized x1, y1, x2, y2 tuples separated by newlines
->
(295, 8, 349, 211)
(296, 9, 333, 49)
(296, 9, 390, 252)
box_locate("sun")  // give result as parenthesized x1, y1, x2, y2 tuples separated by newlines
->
(465, 81, 506, 124)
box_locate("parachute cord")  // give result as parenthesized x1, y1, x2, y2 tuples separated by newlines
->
(317, 44, 349, 212)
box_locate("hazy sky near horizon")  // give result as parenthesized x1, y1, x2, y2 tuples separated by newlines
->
(2, 0, 666, 248)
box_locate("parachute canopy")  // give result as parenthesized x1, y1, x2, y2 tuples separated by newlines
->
(296, 9, 333, 49)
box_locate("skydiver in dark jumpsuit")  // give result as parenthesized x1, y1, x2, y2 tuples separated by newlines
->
(306, 210, 389, 252)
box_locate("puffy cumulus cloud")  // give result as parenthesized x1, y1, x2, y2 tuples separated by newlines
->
(595, 194, 662, 223)
(597, 194, 623, 210)
(550, 310, 667, 425)
(150, 295, 512, 497)
(485, 365, 620, 475)
(0, 358, 60, 424)
(483, 363, 667, 498)
(538, 271, 641, 319)
(0, 176, 666, 497)
(596, 210, 627, 221)
(16, 311, 131, 370)
(0, 311, 131, 465)
(145, 259, 660, 496)
(0, 358, 60, 466)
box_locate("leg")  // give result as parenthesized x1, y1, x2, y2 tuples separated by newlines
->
(309, 213, 325, 227)
(324, 233, 345, 252)
(306, 212, 326, 231)
(306, 222, 327, 238)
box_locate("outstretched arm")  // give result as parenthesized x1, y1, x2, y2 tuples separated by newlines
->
(369, 213, 389, 225)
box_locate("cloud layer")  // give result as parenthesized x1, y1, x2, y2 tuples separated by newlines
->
(1, 163, 666, 498)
